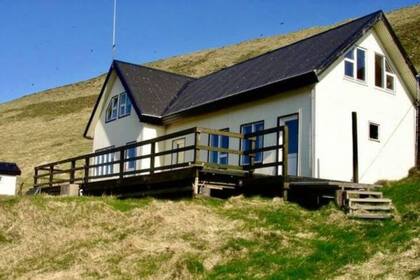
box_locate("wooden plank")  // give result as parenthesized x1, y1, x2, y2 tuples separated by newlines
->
(197, 127, 243, 138)
(197, 145, 243, 155)
(349, 198, 391, 203)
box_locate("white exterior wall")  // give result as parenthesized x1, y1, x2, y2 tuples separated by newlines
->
(92, 76, 165, 170)
(0, 175, 17, 196)
(315, 30, 416, 183)
(165, 86, 314, 176)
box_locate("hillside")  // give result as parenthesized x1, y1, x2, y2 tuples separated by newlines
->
(0, 173, 419, 279)
(0, 5, 419, 189)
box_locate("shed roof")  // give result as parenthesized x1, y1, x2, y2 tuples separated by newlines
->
(0, 162, 21, 176)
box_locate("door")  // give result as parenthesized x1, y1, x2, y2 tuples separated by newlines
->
(278, 114, 299, 176)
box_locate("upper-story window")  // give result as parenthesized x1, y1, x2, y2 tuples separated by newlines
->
(119, 92, 132, 117)
(105, 96, 119, 122)
(344, 47, 366, 81)
(105, 92, 132, 122)
(375, 54, 395, 91)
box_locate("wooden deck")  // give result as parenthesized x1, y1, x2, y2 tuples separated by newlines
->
(31, 126, 289, 197)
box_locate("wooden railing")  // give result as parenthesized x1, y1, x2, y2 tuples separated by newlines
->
(33, 126, 288, 188)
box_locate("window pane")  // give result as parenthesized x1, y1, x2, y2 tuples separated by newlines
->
(369, 124, 379, 140)
(344, 61, 354, 77)
(240, 125, 251, 165)
(385, 60, 394, 73)
(345, 48, 354, 59)
(386, 75, 394, 91)
(375, 54, 384, 87)
(209, 134, 219, 163)
(356, 49, 365, 81)
(285, 119, 299, 154)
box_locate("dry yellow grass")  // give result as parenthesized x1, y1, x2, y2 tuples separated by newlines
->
(0, 5, 418, 190)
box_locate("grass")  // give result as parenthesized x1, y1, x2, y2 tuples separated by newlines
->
(0, 175, 418, 279)
(0, 5, 418, 191)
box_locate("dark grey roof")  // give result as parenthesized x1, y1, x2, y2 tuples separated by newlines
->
(0, 162, 21, 176)
(163, 11, 384, 115)
(113, 60, 195, 117)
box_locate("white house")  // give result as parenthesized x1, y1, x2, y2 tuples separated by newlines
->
(0, 162, 21, 196)
(83, 11, 419, 184)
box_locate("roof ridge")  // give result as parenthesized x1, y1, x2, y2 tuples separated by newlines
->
(113, 59, 196, 80)
(186, 10, 383, 81)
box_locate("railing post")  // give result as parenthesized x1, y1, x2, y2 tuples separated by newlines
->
(150, 142, 155, 174)
(84, 157, 89, 185)
(34, 167, 38, 187)
(194, 128, 200, 164)
(70, 160, 75, 184)
(282, 126, 289, 182)
(249, 136, 256, 173)
(119, 148, 124, 180)
(49, 165, 53, 188)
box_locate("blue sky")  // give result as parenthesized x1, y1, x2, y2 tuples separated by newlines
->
(0, 0, 418, 103)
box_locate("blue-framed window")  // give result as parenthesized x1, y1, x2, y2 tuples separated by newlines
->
(209, 129, 229, 165)
(241, 121, 264, 165)
(119, 92, 132, 118)
(95, 147, 115, 176)
(105, 96, 119, 122)
(126, 144, 137, 171)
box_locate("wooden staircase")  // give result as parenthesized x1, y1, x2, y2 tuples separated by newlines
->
(345, 190, 393, 219)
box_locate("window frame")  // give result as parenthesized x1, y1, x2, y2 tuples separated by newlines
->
(171, 138, 186, 165)
(239, 120, 264, 166)
(94, 146, 115, 176)
(105, 96, 119, 123)
(344, 47, 367, 82)
(118, 92, 132, 118)
(125, 141, 137, 171)
(368, 122, 380, 142)
(208, 128, 230, 165)
(374, 53, 396, 93)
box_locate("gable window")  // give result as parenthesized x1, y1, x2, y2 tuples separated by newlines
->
(209, 129, 229, 165)
(105, 96, 119, 122)
(240, 121, 264, 165)
(344, 47, 366, 81)
(369, 122, 380, 141)
(119, 92, 132, 118)
(375, 54, 395, 91)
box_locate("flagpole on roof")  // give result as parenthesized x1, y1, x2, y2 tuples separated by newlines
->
(112, 0, 117, 59)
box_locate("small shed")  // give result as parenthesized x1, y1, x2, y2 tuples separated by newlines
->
(0, 162, 21, 195)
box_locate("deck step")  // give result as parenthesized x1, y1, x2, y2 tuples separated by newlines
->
(350, 204, 392, 211)
(346, 190, 383, 198)
(348, 213, 393, 219)
(349, 198, 391, 203)
(345, 190, 393, 219)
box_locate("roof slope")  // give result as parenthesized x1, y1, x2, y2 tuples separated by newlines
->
(113, 60, 194, 117)
(163, 11, 384, 116)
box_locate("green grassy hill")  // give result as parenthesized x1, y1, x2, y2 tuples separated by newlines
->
(0, 174, 418, 279)
(0, 5, 419, 188)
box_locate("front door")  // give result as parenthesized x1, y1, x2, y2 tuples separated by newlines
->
(278, 114, 299, 176)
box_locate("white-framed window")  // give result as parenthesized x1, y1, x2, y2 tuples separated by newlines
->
(119, 92, 132, 118)
(105, 96, 119, 122)
(344, 47, 366, 81)
(240, 121, 264, 165)
(172, 138, 186, 165)
(369, 122, 380, 141)
(209, 129, 229, 165)
(375, 53, 395, 91)
(95, 146, 115, 176)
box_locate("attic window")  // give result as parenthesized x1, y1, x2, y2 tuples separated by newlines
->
(344, 47, 366, 81)
(119, 92, 132, 118)
(106, 96, 119, 122)
(375, 54, 395, 91)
